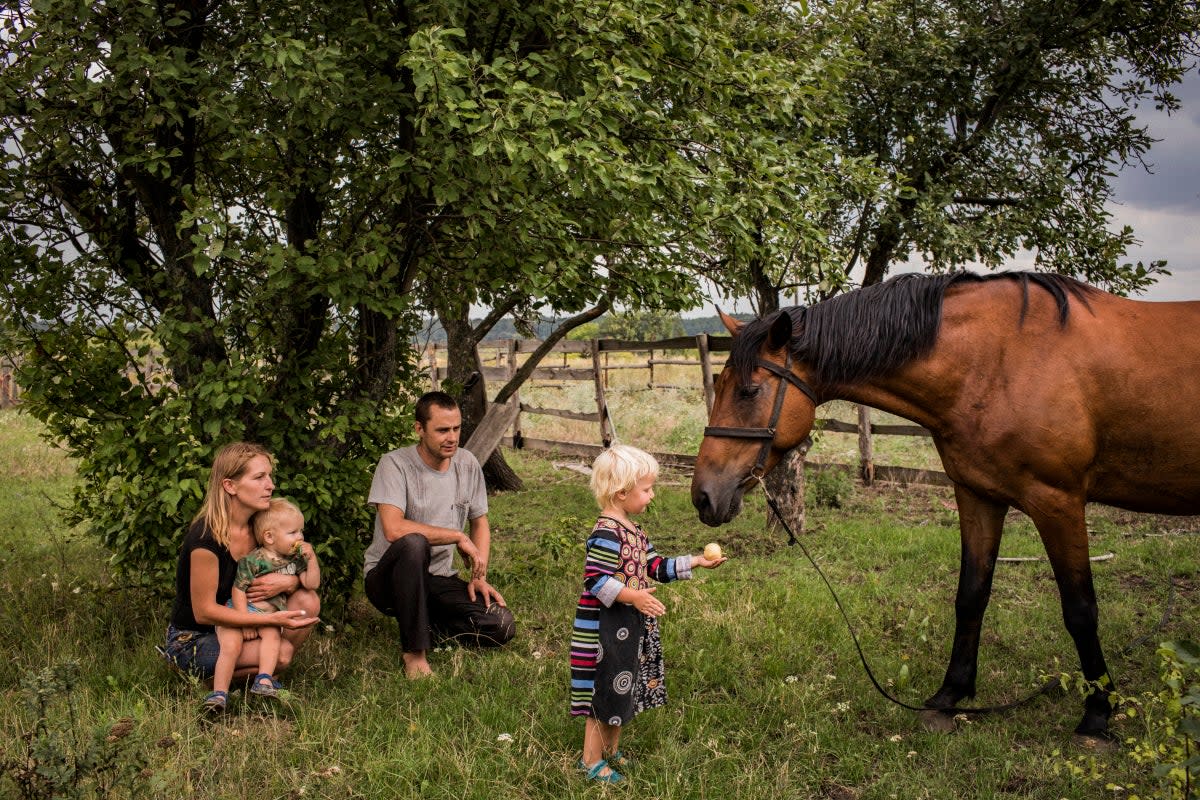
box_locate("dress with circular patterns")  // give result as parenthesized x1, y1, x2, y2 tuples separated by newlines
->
(569, 515, 687, 724)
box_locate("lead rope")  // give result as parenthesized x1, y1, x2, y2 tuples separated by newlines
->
(755, 476, 1177, 716)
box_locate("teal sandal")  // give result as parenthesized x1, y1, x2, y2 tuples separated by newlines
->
(583, 759, 623, 783)
(607, 749, 634, 769)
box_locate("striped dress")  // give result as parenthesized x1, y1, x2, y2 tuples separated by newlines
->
(569, 516, 693, 725)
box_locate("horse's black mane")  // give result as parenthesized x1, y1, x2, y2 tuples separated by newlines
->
(730, 271, 1095, 386)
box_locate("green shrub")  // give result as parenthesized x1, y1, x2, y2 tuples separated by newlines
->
(808, 466, 854, 509)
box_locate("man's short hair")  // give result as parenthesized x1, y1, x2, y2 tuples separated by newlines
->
(415, 391, 460, 426)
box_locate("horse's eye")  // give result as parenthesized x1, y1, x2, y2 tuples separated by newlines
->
(737, 384, 761, 401)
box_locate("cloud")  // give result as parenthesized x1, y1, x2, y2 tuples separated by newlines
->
(1116, 205, 1200, 300)
(1109, 70, 1200, 301)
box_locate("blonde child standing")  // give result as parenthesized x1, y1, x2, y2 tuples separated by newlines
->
(210, 498, 321, 707)
(569, 444, 726, 783)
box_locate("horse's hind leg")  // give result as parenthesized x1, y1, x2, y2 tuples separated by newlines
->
(1027, 495, 1113, 739)
(925, 484, 1007, 712)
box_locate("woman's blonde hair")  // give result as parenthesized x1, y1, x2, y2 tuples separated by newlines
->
(253, 498, 305, 547)
(590, 444, 658, 509)
(192, 442, 274, 548)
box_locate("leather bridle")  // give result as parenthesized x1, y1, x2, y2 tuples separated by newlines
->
(702, 351, 819, 481)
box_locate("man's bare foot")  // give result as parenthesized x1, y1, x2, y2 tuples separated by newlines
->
(403, 652, 434, 680)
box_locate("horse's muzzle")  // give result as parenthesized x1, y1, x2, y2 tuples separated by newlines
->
(691, 482, 745, 527)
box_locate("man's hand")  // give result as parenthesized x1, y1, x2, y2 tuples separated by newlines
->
(246, 572, 298, 605)
(456, 535, 482, 576)
(467, 577, 506, 608)
(469, 551, 489, 583)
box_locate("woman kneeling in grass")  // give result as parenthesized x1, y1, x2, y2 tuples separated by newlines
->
(160, 442, 320, 714)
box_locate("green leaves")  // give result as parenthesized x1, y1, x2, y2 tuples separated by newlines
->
(817, 0, 1197, 291)
(11, 0, 1096, 606)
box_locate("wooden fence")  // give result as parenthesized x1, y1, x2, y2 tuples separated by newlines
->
(425, 336, 951, 487)
(0, 337, 949, 486)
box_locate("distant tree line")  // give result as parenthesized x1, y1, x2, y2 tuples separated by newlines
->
(418, 312, 756, 344)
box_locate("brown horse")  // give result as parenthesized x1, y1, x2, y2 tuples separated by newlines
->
(691, 271, 1200, 738)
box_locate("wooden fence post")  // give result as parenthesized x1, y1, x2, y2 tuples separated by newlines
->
(858, 404, 875, 485)
(427, 344, 439, 389)
(0, 366, 13, 409)
(591, 340, 615, 447)
(697, 334, 715, 414)
(507, 339, 522, 447)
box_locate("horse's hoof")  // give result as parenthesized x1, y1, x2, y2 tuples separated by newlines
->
(1071, 733, 1119, 753)
(918, 710, 957, 733)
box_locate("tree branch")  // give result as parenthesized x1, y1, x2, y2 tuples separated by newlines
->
(491, 299, 611, 406)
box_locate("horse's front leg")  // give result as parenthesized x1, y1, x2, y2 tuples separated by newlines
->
(1026, 494, 1112, 739)
(925, 484, 1007, 711)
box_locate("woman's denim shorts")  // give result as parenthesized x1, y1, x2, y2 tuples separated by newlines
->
(161, 624, 220, 680)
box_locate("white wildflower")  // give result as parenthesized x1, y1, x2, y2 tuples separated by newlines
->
(496, 733, 514, 743)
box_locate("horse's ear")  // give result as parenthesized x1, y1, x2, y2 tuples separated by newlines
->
(718, 308, 743, 335)
(767, 311, 793, 351)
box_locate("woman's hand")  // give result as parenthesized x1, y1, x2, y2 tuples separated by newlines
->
(247, 571, 300, 604)
(272, 608, 320, 630)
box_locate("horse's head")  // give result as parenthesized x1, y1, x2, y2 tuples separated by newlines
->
(691, 309, 819, 526)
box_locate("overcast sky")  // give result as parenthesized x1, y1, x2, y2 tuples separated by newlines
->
(1109, 72, 1200, 301)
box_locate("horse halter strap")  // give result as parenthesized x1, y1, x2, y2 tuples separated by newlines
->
(702, 351, 818, 478)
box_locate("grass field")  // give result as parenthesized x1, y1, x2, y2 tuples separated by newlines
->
(2, 407, 1199, 799)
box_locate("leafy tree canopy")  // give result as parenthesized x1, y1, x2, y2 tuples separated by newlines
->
(827, 0, 1200, 295)
(567, 309, 687, 343)
(0, 0, 855, 601)
(707, 0, 1200, 314)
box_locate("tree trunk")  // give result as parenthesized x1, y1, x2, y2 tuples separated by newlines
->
(437, 307, 524, 492)
(765, 440, 810, 538)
